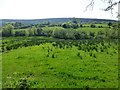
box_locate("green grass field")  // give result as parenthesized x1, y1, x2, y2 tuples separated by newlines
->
(43, 26, 108, 32)
(13, 24, 108, 34)
(43, 26, 64, 31)
(2, 22, 118, 88)
(75, 28, 107, 33)
(84, 23, 108, 28)
(2, 40, 118, 88)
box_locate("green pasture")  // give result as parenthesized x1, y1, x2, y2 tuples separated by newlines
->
(2, 41, 118, 88)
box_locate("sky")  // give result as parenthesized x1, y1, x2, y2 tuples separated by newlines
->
(0, 0, 118, 20)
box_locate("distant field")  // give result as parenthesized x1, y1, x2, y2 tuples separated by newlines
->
(84, 23, 109, 28)
(13, 28, 29, 31)
(43, 26, 109, 35)
(13, 23, 109, 33)
(12, 27, 108, 35)
(75, 27, 108, 32)
(43, 26, 64, 31)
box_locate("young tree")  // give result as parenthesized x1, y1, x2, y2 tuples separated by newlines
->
(74, 31, 81, 39)
(42, 30, 53, 37)
(71, 17, 79, 24)
(53, 30, 67, 39)
(15, 30, 25, 36)
(2, 24, 14, 37)
(80, 24, 83, 28)
(14, 22, 23, 29)
(71, 23, 79, 29)
(108, 22, 112, 28)
(89, 31, 95, 39)
(31, 26, 38, 35)
(62, 23, 71, 28)
(28, 28, 34, 36)
(90, 24, 96, 28)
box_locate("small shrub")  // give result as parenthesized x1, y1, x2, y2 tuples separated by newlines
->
(77, 52, 80, 56)
(6, 46, 12, 50)
(16, 78, 30, 89)
(101, 49, 104, 52)
(77, 52, 82, 59)
(48, 50, 49, 53)
(106, 51, 109, 54)
(46, 54, 49, 57)
(9, 78, 31, 88)
(95, 48, 98, 52)
(113, 51, 117, 54)
(87, 48, 90, 52)
(93, 54, 97, 58)
(79, 55, 83, 59)
(78, 46, 82, 50)
(52, 54, 55, 58)
(90, 24, 96, 28)
(90, 52, 92, 56)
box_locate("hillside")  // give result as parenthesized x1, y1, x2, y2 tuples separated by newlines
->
(1, 18, 117, 25)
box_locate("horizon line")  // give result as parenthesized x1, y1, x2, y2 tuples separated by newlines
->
(1, 17, 118, 21)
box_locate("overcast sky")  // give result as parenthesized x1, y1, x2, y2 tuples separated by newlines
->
(0, 0, 118, 20)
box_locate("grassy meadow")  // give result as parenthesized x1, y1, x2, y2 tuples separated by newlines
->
(1, 20, 119, 88)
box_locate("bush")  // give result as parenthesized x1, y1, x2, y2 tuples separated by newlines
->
(52, 54, 55, 58)
(71, 23, 79, 29)
(77, 52, 80, 56)
(15, 30, 25, 36)
(77, 52, 82, 59)
(9, 78, 31, 88)
(98, 26, 103, 28)
(93, 54, 97, 58)
(74, 31, 81, 39)
(62, 23, 71, 28)
(53, 30, 67, 39)
(90, 24, 96, 28)
(42, 30, 53, 37)
(90, 52, 92, 56)
(89, 32, 95, 38)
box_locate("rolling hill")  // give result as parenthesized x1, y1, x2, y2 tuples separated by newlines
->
(1, 18, 117, 26)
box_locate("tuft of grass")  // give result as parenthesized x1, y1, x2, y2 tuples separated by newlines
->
(52, 54, 55, 58)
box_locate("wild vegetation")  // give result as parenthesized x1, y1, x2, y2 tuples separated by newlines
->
(1, 18, 119, 88)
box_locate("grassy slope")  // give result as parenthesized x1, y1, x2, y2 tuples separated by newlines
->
(43, 26, 108, 32)
(84, 23, 108, 27)
(2, 43, 118, 88)
(43, 26, 64, 31)
(75, 28, 107, 33)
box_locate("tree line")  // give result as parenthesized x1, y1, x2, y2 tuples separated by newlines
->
(1, 25, 118, 40)
(1, 21, 118, 40)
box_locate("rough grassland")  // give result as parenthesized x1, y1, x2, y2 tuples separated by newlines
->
(2, 43, 118, 88)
